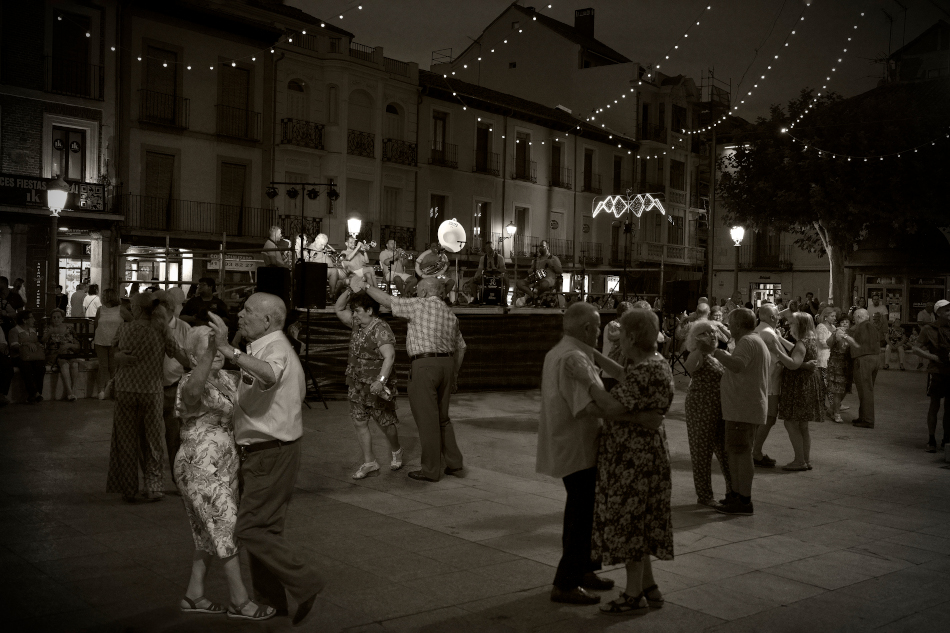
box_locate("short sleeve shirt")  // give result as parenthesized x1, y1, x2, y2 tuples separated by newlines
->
(720, 333, 770, 425)
(536, 336, 602, 478)
(346, 317, 397, 386)
(235, 330, 304, 445)
(754, 323, 783, 395)
(918, 322, 950, 374)
(918, 310, 935, 325)
(390, 295, 465, 358)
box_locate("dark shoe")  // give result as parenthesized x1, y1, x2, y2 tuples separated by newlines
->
(852, 420, 874, 429)
(580, 572, 615, 591)
(719, 491, 739, 505)
(444, 466, 464, 477)
(753, 455, 776, 468)
(715, 501, 754, 516)
(600, 591, 648, 614)
(551, 586, 600, 605)
(292, 592, 320, 627)
(926, 442, 937, 453)
(408, 470, 438, 482)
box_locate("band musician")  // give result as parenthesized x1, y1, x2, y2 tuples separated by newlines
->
(379, 239, 414, 295)
(515, 240, 562, 304)
(261, 226, 292, 268)
(342, 235, 378, 290)
(464, 239, 508, 305)
(415, 242, 455, 296)
(307, 233, 344, 298)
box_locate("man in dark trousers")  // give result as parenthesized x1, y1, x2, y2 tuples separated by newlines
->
(359, 276, 466, 482)
(842, 308, 880, 429)
(208, 294, 323, 626)
(912, 299, 950, 451)
(181, 277, 230, 327)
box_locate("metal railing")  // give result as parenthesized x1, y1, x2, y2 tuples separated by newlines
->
(347, 129, 375, 158)
(281, 118, 324, 149)
(215, 105, 262, 141)
(429, 142, 458, 168)
(511, 234, 541, 258)
(45, 56, 104, 100)
(512, 160, 537, 183)
(139, 89, 189, 128)
(582, 173, 602, 194)
(551, 167, 573, 190)
(737, 243, 793, 269)
(123, 194, 275, 237)
(290, 33, 319, 52)
(549, 238, 574, 263)
(383, 138, 418, 166)
(579, 241, 603, 265)
(384, 57, 410, 76)
(380, 225, 417, 251)
(472, 150, 500, 176)
(349, 42, 375, 62)
(638, 181, 665, 195)
(640, 124, 667, 144)
(628, 241, 705, 265)
(467, 230, 502, 255)
(612, 179, 632, 195)
(280, 215, 322, 240)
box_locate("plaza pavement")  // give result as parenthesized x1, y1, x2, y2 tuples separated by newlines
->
(1, 366, 949, 633)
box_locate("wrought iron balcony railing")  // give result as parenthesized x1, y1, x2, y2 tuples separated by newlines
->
(429, 142, 458, 169)
(383, 138, 418, 166)
(384, 57, 410, 76)
(349, 42, 375, 62)
(511, 160, 537, 183)
(45, 56, 104, 100)
(281, 118, 324, 150)
(123, 194, 275, 237)
(215, 105, 262, 141)
(347, 129, 375, 158)
(579, 241, 603, 265)
(640, 124, 668, 144)
(549, 238, 574, 263)
(510, 234, 541, 258)
(472, 150, 500, 176)
(551, 167, 573, 190)
(139, 89, 189, 128)
(582, 173, 602, 194)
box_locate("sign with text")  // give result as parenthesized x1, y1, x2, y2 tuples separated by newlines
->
(208, 254, 261, 271)
(0, 173, 104, 212)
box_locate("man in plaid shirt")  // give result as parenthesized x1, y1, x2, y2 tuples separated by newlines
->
(359, 277, 466, 482)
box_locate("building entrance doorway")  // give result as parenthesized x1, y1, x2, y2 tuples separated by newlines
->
(751, 282, 781, 308)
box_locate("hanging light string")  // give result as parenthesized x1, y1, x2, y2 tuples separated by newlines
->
(781, 126, 950, 161)
(686, 2, 813, 136)
(789, 11, 867, 130)
(329, 2, 365, 22)
(644, 3, 714, 82)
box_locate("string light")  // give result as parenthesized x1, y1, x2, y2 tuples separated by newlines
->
(781, 126, 950, 162)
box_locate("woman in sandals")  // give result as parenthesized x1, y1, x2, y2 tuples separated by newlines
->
(42, 308, 81, 401)
(174, 326, 274, 621)
(568, 309, 674, 615)
(775, 313, 824, 471)
(334, 287, 403, 479)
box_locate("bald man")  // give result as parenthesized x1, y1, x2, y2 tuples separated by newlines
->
(209, 293, 323, 625)
(841, 308, 880, 429)
(358, 276, 467, 482)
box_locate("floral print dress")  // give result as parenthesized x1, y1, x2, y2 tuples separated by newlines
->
(174, 369, 241, 558)
(779, 338, 824, 422)
(44, 325, 80, 364)
(345, 317, 398, 425)
(825, 331, 852, 395)
(591, 356, 675, 566)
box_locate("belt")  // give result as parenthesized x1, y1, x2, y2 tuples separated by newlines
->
(410, 352, 452, 362)
(238, 437, 299, 458)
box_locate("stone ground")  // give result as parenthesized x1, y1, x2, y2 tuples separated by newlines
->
(2, 366, 949, 633)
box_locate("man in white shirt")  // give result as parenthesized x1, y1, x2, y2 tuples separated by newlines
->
(69, 283, 87, 318)
(751, 304, 785, 469)
(160, 288, 191, 483)
(918, 302, 936, 328)
(209, 293, 322, 626)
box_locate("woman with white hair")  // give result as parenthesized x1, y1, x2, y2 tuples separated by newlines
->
(683, 320, 734, 507)
(173, 326, 275, 621)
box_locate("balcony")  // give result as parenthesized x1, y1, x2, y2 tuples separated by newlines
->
(45, 56, 104, 100)
(347, 129, 375, 158)
(122, 194, 275, 237)
(638, 181, 665, 195)
(511, 161, 537, 183)
(628, 241, 705, 265)
(280, 215, 322, 240)
(640, 124, 667, 144)
(578, 242, 603, 265)
(472, 150, 500, 176)
(737, 243, 793, 270)
(549, 238, 574, 263)
(581, 173, 602, 194)
(429, 142, 458, 169)
(612, 179, 632, 195)
(550, 167, 573, 190)
(349, 42, 375, 62)
(667, 189, 687, 205)
(384, 57, 410, 77)
(139, 90, 189, 128)
(510, 234, 540, 258)
(281, 118, 324, 150)
(380, 225, 416, 251)
(383, 139, 418, 166)
(215, 105, 261, 141)
(467, 231, 503, 256)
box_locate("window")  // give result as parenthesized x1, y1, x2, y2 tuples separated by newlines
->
(219, 163, 247, 209)
(583, 148, 594, 190)
(287, 79, 308, 120)
(648, 213, 663, 243)
(515, 131, 531, 179)
(142, 45, 180, 125)
(668, 214, 684, 245)
(475, 122, 492, 172)
(658, 103, 666, 131)
(327, 85, 339, 124)
(511, 21, 520, 29)
(610, 223, 620, 262)
(219, 64, 251, 137)
(348, 89, 374, 133)
(50, 11, 92, 98)
(51, 126, 85, 181)
(432, 111, 447, 150)
(383, 187, 400, 225)
(670, 159, 685, 190)
(509, 62, 517, 69)
(385, 104, 402, 140)
(657, 156, 665, 188)
(672, 105, 687, 132)
(473, 201, 490, 241)
(641, 104, 650, 137)
(515, 206, 529, 252)
(429, 194, 446, 245)
(613, 156, 623, 192)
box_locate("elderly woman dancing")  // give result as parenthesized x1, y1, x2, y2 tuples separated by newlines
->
(775, 313, 824, 470)
(568, 310, 674, 615)
(174, 326, 274, 621)
(334, 287, 403, 479)
(684, 320, 734, 507)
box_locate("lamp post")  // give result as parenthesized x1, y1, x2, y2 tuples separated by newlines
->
(504, 220, 517, 304)
(730, 225, 745, 299)
(47, 175, 69, 312)
(347, 214, 362, 239)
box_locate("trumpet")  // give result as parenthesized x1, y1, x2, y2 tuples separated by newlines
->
(394, 248, 415, 260)
(357, 240, 377, 252)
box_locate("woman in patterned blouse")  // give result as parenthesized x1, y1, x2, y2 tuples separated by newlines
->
(334, 287, 403, 479)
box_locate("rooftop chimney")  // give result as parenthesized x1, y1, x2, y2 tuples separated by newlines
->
(574, 8, 594, 38)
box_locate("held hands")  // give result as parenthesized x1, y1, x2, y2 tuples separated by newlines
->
(207, 314, 230, 351)
(639, 411, 665, 431)
(349, 276, 366, 293)
(370, 380, 384, 396)
(802, 360, 819, 373)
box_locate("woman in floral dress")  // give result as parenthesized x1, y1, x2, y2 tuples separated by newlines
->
(825, 316, 852, 423)
(334, 287, 402, 479)
(776, 313, 824, 471)
(173, 326, 274, 621)
(569, 309, 674, 615)
(41, 308, 80, 401)
(683, 320, 733, 507)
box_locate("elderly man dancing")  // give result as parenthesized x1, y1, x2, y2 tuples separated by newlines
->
(208, 293, 323, 626)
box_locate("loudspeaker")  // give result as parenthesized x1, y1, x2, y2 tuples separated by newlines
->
(484, 286, 503, 305)
(293, 262, 327, 309)
(256, 266, 291, 302)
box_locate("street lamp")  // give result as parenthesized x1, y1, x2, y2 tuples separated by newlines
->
(47, 175, 70, 312)
(347, 214, 362, 239)
(730, 225, 745, 298)
(504, 221, 517, 305)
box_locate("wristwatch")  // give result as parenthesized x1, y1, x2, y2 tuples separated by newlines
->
(232, 348, 243, 361)
(377, 374, 387, 383)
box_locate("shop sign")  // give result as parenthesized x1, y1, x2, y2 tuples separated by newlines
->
(865, 276, 903, 285)
(208, 254, 260, 271)
(0, 172, 104, 212)
(910, 278, 944, 286)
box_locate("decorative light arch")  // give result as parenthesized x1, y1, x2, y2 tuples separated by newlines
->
(592, 193, 666, 219)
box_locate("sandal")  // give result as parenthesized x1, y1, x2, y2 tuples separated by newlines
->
(600, 591, 648, 615)
(391, 448, 404, 470)
(644, 584, 664, 608)
(227, 598, 276, 621)
(180, 596, 225, 614)
(353, 461, 380, 479)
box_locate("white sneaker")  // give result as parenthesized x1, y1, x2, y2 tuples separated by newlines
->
(390, 448, 404, 471)
(98, 390, 107, 400)
(352, 461, 380, 479)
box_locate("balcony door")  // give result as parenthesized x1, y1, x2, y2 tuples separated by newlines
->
(143, 151, 175, 229)
(515, 132, 530, 179)
(221, 65, 250, 137)
(51, 11, 90, 97)
(475, 123, 491, 171)
(145, 46, 178, 124)
(385, 104, 402, 140)
(473, 201, 490, 244)
(220, 163, 247, 235)
(583, 149, 594, 190)
(287, 80, 308, 121)
(51, 126, 85, 181)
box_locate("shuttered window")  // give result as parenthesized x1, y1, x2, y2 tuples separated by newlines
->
(220, 163, 247, 208)
(144, 151, 175, 199)
(146, 46, 177, 95)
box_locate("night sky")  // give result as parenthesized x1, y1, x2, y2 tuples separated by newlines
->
(292, 0, 949, 120)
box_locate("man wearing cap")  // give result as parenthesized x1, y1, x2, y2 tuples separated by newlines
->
(912, 299, 950, 452)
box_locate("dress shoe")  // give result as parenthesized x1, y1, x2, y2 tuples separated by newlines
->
(408, 470, 438, 482)
(852, 420, 874, 429)
(444, 466, 464, 476)
(292, 591, 320, 627)
(580, 572, 615, 591)
(550, 586, 600, 605)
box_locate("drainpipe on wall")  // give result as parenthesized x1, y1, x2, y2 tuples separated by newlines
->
(271, 51, 285, 187)
(501, 113, 508, 257)
(415, 87, 422, 251)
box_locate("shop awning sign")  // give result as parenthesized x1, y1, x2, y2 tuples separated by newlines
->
(0, 173, 104, 212)
(208, 254, 261, 271)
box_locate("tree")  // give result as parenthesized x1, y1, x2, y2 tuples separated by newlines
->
(717, 80, 950, 308)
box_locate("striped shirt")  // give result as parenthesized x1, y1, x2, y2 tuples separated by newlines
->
(390, 296, 465, 358)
